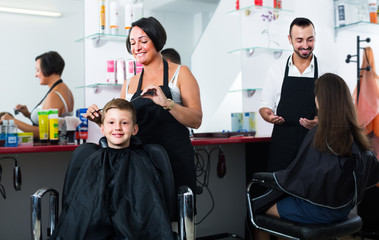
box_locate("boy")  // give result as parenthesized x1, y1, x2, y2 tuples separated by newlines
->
(51, 98, 174, 240)
(100, 98, 139, 149)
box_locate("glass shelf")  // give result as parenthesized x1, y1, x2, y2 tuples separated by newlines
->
(76, 83, 123, 93)
(75, 33, 128, 47)
(333, 0, 365, 6)
(228, 88, 262, 93)
(226, 4, 294, 15)
(75, 33, 128, 43)
(228, 47, 291, 59)
(335, 21, 379, 34)
(228, 88, 262, 97)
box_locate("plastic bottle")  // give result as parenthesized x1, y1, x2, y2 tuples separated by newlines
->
(49, 109, 59, 145)
(337, 3, 346, 27)
(109, 0, 119, 35)
(1, 120, 8, 147)
(124, 0, 133, 36)
(100, 0, 106, 34)
(369, 0, 378, 23)
(255, 0, 263, 6)
(7, 120, 18, 147)
(38, 110, 50, 144)
(274, 0, 282, 9)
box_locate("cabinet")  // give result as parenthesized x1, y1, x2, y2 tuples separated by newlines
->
(334, 0, 379, 36)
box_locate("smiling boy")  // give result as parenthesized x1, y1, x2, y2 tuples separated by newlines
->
(100, 98, 139, 149)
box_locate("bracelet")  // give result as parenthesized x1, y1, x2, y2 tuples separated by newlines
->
(163, 98, 175, 111)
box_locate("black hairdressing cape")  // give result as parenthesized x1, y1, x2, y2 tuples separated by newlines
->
(50, 143, 174, 240)
(254, 127, 379, 213)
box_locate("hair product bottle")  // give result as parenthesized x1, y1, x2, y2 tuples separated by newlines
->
(49, 109, 59, 145)
(109, 0, 119, 35)
(369, 0, 378, 23)
(100, 0, 106, 34)
(125, 0, 133, 35)
(7, 120, 18, 147)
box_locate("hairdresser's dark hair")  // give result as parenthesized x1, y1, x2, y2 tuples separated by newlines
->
(289, 17, 315, 37)
(126, 17, 167, 54)
(314, 73, 370, 156)
(161, 48, 181, 64)
(35, 51, 65, 77)
(101, 98, 137, 125)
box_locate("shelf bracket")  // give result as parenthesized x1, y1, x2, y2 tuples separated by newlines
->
(246, 89, 256, 97)
(91, 35, 106, 48)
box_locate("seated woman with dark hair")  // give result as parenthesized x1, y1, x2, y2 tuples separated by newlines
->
(253, 73, 379, 239)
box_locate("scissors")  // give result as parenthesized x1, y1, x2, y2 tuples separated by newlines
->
(130, 89, 156, 102)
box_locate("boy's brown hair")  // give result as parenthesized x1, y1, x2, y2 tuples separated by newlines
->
(101, 98, 137, 124)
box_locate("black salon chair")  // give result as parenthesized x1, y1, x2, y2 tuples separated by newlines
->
(30, 137, 195, 240)
(246, 172, 363, 240)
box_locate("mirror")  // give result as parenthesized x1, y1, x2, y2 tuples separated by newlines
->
(0, 0, 84, 124)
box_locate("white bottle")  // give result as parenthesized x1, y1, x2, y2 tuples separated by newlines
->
(109, 0, 119, 35)
(124, 0, 133, 36)
(337, 3, 346, 27)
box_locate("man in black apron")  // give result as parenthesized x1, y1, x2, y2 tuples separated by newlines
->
(259, 18, 321, 172)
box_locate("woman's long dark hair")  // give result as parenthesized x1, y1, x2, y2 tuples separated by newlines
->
(314, 73, 370, 156)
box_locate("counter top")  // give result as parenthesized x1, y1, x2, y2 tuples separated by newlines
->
(0, 144, 79, 154)
(190, 136, 270, 146)
(0, 136, 271, 153)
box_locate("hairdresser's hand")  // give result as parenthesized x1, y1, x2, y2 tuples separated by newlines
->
(141, 85, 171, 109)
(299, 116, 318, 129)
(15, 104, 30, 118)
(84, 104, 102, 125)
(260, 108, 284, 125)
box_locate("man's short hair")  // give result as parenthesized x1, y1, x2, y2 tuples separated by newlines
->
(289, 17, 315, 37)
(161, 48, 181, 64)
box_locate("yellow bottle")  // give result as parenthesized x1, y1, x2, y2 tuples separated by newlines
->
(38, 110, 49, 144)
(49, 109, 59, 144)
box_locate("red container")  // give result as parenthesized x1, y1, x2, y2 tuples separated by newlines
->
(255, 0, 263, 6)
(274, 0, 282, 9)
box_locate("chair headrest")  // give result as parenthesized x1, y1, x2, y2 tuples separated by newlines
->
(99, 137, 108, 148)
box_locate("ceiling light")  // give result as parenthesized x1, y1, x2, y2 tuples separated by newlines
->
(0, 6, 62, 17)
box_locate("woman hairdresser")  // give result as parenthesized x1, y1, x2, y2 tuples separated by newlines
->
(1, 51, 74, 139)
(85, 17, 202, 202)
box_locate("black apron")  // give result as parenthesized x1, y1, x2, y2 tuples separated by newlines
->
(130, 59, 196, 195)
(267, 56, 318, 172)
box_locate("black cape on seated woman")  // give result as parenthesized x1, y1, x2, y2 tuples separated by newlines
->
(253, 126, 379, 214)
(50, 142, 174, 240)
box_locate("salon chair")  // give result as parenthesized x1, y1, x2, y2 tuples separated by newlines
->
(30, 137, 195, 240)
(246, 172, 363, 240)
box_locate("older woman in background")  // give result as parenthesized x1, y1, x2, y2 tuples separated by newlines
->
(1, 51, 74, 139)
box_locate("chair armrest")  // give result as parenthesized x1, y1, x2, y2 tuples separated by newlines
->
(249, 172, 279, 190)
(178, 185, 195, 240)
(30, 187, 59, 240)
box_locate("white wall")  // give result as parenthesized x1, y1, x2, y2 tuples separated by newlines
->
(0, 0, 84, 124)
(193, 0, 379, 136)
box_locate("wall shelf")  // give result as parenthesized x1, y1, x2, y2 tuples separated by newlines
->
(76, 83, 123, 93)
(228, 88, 262, 97)
(228, 46, 291, 59)
(335, 21, 379, 35)
(75, 33, 128, 47)
(226, 4, 294, 15)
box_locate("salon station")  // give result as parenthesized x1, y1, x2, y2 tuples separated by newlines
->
(1, 0, 379, 239)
